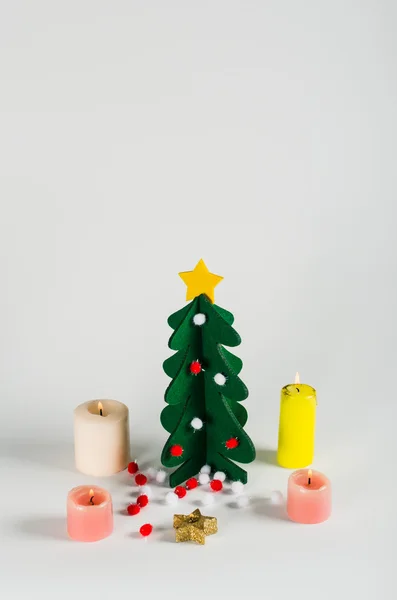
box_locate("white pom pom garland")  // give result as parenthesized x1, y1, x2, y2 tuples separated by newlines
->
(191, 417, 204, 430)
(236, 495, 250, 508)
(214, 373, 226, 386)
(140, 484, 152, 498)
(231, 481, 245, 495)
(147, 467, 158, 480)
(165, 491, 179, 505)
(270, 490, 284, 505)
(200, 464, 211, 474)
(193, 313, 206, 326)
(156, 470, 167, 484)
(198, 473, 210, 485)
(213, 471, 226, 482)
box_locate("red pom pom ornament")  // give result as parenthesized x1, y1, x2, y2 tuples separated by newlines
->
(225, 437, 239, 450)
(135, 473, 148, 486)
(127, 503, 140, 516)
(137, 494, 149, 508)
(174, 486, 187, 499)
(170, 444, 183, 457)
(128, 461, 139, 474)
(140, 523, 153, 537)
(186, 477, 198, 490)
(210, 479, 223, 492)
(189, 360, 202, 375)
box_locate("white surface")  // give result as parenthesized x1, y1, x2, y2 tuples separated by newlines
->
(0, 1, 396, 599)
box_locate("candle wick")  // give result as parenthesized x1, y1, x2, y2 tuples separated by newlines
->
(308, 476, 311, 485)
(296, 388, 300, 393)
(99, 408, 103, 416)
(90, 496, 94, 505)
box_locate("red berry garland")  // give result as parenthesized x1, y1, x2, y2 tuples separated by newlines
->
(128, 461, 139, 474)
(170, 444, 183, 457)
(137, 494, 149, 508)
(135, 473, 148, 486)
(174, 486, 187, 499)
(127, 503, 140, 516)
(140, 523, 153, 537)
(225, 437, 239, 449)
(210, 479, 223, 492)
(186, 477, 198, 490)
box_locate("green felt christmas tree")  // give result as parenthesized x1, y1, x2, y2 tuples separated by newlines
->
(160, 259, 256, 487)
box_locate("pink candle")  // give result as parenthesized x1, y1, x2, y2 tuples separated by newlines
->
(67, 485, 113, 542)
(287, 469, 331, 524)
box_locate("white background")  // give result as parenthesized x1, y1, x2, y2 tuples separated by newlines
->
(0, 1, 396, 599)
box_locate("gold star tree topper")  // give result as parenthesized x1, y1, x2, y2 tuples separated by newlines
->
(173, 508, 218, 545)
(179, 259, 223, 303)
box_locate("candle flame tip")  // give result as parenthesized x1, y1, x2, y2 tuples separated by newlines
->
(294, 372, 300, 384)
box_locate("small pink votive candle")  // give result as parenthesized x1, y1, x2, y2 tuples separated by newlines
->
(287, 469, 331, 524)
(67, 485, 113, 542)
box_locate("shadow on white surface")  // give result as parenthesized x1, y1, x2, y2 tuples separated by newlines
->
(154, 525, 175, 543)
(14, 517, 67, 541)
(251, 497, 289, 522)
(0, 440, 155, 474)
(0, 441, 75, 472)
(255, 448, 278, 466)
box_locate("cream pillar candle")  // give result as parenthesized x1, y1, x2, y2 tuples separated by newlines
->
(74, 399, 130, 476)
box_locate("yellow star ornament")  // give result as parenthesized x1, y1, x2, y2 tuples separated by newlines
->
(179, 259, 223, 303)
(173, 508, 218, 545)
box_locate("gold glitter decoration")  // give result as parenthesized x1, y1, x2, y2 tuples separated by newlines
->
(173, 508, 218, 544)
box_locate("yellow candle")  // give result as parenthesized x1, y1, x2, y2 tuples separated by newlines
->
(277, 373, 316, 468)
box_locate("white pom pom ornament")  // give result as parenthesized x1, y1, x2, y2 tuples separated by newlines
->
(231, 481, 245, 495)
(147, 467, 158, 480)
(193, 313, 206, 326)
(156, 470, 167, 484)
(198, 473, 210, 485)
(213, 471, 226, 482)
(214, 373, 226, 386)
(235, 495, 249, 508)
(191, 417, 203, 430)
(200, 464, 211, 474)
(165, 491, 179, 506)
(270, 490, 284, 505)
(139, 484, 153, 498)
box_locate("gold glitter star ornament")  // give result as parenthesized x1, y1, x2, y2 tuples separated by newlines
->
(173, 508, 218, 544)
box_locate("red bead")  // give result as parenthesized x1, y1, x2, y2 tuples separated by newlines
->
(170, 444, 183, 457)
(137, 494, 149, 508)
(128, 461, 139, 474)
(127, 503, 140, 516)
(210, 479, 223, 492)
(135, 473, 148, 486)
(225, 437, 239, 449)
(140, 523, 153, 537)
(189, 360, 202, 375)
(186, 477, 198, 490)
(174, 486, 187, 499)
